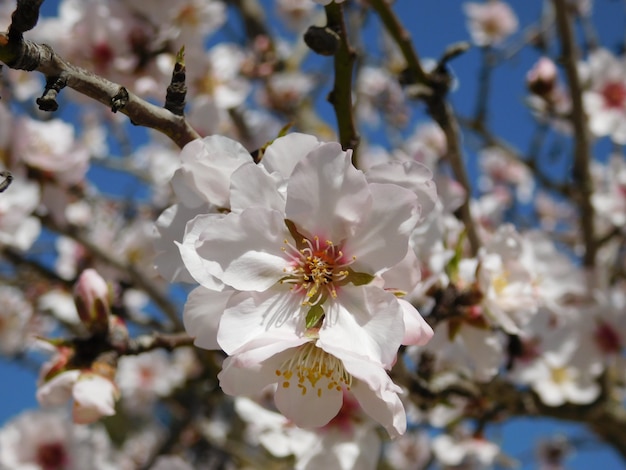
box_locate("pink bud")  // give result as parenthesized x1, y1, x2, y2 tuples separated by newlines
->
(73, 269, 111, 335)
(526, 57, 558, 98)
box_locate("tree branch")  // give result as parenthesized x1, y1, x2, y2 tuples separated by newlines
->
(553, 0, 597, 268)
(0, 34, 200, 149)
(370, 1, 480, 255)
(325, 2, 360, 163)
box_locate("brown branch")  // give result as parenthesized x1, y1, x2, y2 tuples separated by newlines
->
(368, 0, 428, 86)
(324, 2, 360, 163)
(553, 0, 597, 268)
(0, 35, 200, 149)
(371, 1, 480, 255)
(125, 332, 195, 355)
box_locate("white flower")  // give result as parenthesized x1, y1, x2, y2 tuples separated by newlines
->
(581, 48, 626, 143)
(432, 432, 501, 469)
(463, 1, 518, 46)
(186, 136, 431, 366)
(0, 409, 119, 470)
(13, 117, 90, 185)
(116, 349, 187, 414)
(0, 171, 41, 251)
(478, 225, 539, 334)
(219, 326, 407, 438)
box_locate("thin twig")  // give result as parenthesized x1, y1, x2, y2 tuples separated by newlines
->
(325, 2, 360, 162)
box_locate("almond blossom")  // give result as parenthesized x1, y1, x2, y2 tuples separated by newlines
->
(580, 48, 626, 143)
(185, 136, 432, 367)
(0, 409, 120, 470)
(463, 1, 518, 47)
(219, 324, 407, 438)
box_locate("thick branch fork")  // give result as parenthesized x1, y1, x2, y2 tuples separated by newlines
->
(0, 34, 200, 149)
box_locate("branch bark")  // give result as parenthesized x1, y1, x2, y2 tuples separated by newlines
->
(0, 34, 200, 149)
(553, 0, 597, 268)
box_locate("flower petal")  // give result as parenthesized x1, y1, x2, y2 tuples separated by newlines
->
(285, 145, 372, 241)
(177, 213, 225, 290)
(321, 285, 405, 368)
(337, 353, 406, 438)
(183, 286, 233, 350)
(344, 182, 418, 274)
(230, 162, 285, 213)
(195, 208, 289, 291)
(262, 133, 322, 179)
(218, 289, 305, 355)
(274, 371, 343, 428)
(398, 298, 433, 346)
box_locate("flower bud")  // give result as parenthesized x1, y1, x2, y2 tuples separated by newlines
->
(73, 269, 111, 336)
(526, 57, 558, 99)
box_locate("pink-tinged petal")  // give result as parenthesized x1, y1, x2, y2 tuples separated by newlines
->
(230, 162, 285, 213)
(345, 183, 418, 274)
(176, 213, 225, 291)
(183, 286, 233, 350)
(261, 133, 322, 178)
(366, 160, 438, 221)
(72, 373, 118, 424)
(321, 285, 405, 368)
(338, 354, 406, 438)
(398, 299, 433, 346)
(171, 135, 252, 209)
(218, 289, 306, 355)
(196, 208, 289, 291)
(36, 369, 80, 406)
(274, 375, 343, 428)
(285, 146, 372, 241)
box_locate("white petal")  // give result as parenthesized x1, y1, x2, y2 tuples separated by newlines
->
(321, 285, 405, 368)
(262, 133, 322, 179)
(72, 374, 117, 424)
(171, 135, 252, 208)
(183, 286, 233, 350)
(285, 145, 372, 241)
(230, 162, 285, 213)
(274, 372, 343, 428)
(345, 183, 418, 274)
(177, 213, 225, 290)
(339, 354, 406, 438)
(398, 299, 433, 346)
(366, 160, 438, 221)
(195, 208, 289, 291)
(218, 289, 305, 355)
(37, 370, 80, 406)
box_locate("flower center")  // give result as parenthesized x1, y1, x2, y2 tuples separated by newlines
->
(36, 441, 68, 470)
(594, 321, 622, 355)
(550, 366, 570, 384)
(275, 342, 352, 398)
(601, 82, 626, 109)
(280, 236, 355, 307)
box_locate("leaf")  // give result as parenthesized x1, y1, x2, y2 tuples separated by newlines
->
(346, 269, 375, 286)
(305, 305, 325, 329)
